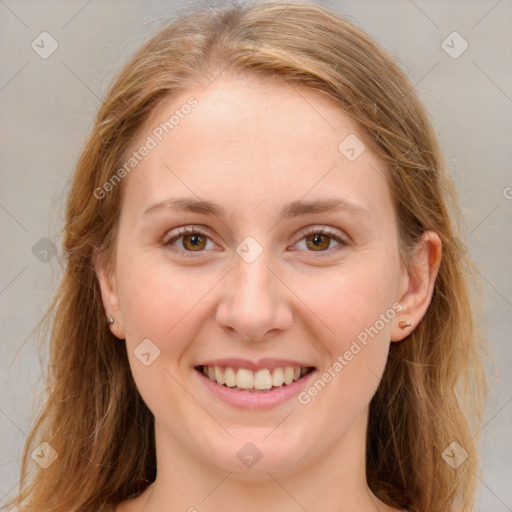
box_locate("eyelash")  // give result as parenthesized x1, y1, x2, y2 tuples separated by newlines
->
(162, 225, 350, 258)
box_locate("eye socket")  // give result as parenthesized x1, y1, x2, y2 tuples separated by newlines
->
(163, 225, 350, 258)
(163, 226, 215, 256)
(293, 227, 349, 255)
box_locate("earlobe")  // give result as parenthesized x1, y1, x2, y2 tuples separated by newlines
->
(93, 248, 126, 340)
(391, 231, 442, 342)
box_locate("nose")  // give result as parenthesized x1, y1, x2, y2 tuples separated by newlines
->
(215, 247, 293, 341)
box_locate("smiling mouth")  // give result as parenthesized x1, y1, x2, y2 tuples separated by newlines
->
(195, 365, 315, 392)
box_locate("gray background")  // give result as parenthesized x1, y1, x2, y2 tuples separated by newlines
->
(1, 0, 511, 509)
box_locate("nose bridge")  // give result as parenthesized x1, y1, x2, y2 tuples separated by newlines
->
(235, 246, 273, 298)
(215, 238, 293, 339)
(232, 233, 274, 297)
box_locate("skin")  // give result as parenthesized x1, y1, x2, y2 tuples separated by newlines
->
(96, 75, 441, 512)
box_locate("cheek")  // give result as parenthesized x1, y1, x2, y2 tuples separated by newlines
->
(296, 255, 399, 398)
(295, 271, 395, 430)
(301, 259, 398, 346)
(116, 252, 220, 357)
(115, 255, 215, 416)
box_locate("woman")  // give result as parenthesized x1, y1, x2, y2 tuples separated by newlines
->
(5, 1, 486, 511)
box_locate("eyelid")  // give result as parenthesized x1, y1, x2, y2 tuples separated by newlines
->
(162, 225, 217, 257)
(290, 225, 350, 256)
(163, 224, 350, 258)
(294, 225, 349, 244)
(162, 225, 212, 244)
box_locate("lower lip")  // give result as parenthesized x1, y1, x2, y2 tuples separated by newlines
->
(195, 368, 317, 409)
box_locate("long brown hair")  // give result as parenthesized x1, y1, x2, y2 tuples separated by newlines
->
(4, 2, 486, 511)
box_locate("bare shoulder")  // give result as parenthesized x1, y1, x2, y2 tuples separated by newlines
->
(113, 499, 405, 512)
(112, 490, 404, 512)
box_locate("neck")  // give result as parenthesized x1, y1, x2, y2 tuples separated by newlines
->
(140, 410, 389, 512)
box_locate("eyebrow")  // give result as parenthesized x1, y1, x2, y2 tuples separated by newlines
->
(143, 196, 369, 220)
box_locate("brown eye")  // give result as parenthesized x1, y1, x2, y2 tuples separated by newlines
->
(182, 232, 207, 251)
(164, 226, 215, 256)
(294, 227, 349, 256)
(305, 233, 331, 251)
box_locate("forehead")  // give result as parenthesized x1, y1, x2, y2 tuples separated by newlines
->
(119, 75, 393, 225)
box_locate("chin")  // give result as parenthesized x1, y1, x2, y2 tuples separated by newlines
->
(198, 435, 311, 479)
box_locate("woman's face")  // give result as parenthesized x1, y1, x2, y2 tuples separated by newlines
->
(98, 75, 422, 479)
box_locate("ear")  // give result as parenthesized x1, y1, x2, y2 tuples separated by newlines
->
(93, 248, 126, 339)
(391, 230, 442, 342)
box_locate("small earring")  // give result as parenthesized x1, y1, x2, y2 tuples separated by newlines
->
(399, 320, 412, 328)
(107, 317, 114, 325)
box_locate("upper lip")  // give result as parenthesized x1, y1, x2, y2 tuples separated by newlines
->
(196, 358, 315, 372)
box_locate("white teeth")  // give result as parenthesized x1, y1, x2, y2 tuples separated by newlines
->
(214, 365, 225, 385)
(283, 367, 295, 385)
(254, 369, 272, 390)
(272, 367, 284, 387)
(224, 367, 237, 387)
(200, 365, 311, 390)
(236, 368, 254, 389)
